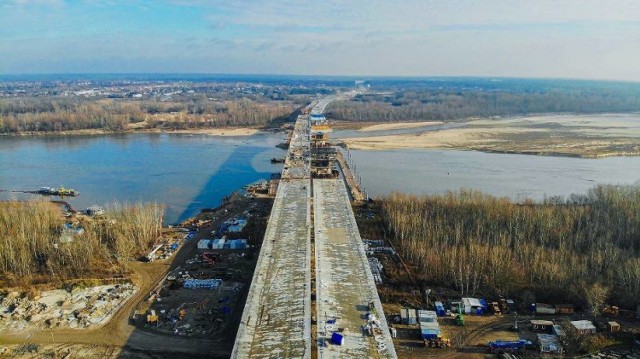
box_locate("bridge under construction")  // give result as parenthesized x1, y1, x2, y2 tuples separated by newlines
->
(232, 96, 397, 358)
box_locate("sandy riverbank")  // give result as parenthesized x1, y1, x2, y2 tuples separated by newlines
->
(341, 114, 640, 158)
(357, 121, 444, 132)
(3, 127, 267, 137)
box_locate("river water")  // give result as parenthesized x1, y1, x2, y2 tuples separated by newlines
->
(0, 133, 286, 224)
(2, 131, 640, 224)
(340, 147, 640, 201)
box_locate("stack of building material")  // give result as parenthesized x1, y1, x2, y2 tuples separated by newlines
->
(368, 257, 383, 284)
(227, 219, 247, 233)
(537, 334, 563, 354)
(417, 310, 440, 340)
(197, 238, 226, 250)
(183, 279, 222, 290)
(227, 239, 247, 250)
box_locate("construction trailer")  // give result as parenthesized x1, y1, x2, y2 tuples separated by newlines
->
(571, 320, 597, 335)
(460, 297, 486, 314)
(531, 320, 554, 333)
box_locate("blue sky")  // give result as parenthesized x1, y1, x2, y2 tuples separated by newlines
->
(1, 0, 640, 80)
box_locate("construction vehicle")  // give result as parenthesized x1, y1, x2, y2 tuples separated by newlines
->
(490, 302, 502, 315)
(601, 304, 619, 316)
(455, 305, 465, 326)
(425, 336, 451, 348)
(146, 310, 158, 325)
(498, 297, 512, 314)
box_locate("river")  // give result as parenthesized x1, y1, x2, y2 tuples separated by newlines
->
(0, 133, 286, 224)
(341, 147, 640, 201)
(2, 131, 640, 224)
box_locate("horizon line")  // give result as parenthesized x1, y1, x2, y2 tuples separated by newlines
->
(2, 72, 640, 85)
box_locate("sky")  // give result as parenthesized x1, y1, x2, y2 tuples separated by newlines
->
(1, 0, 640, 81)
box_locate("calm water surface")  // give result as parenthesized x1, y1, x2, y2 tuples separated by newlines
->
(0, 133, 285, 224)
(2, 132, 640, 225)
(344, 148, 640, 201)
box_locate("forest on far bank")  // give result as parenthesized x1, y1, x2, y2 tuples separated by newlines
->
(0, 97, 295, 134)
(327, 87, 640, 122)
(381, 185, 640, 309)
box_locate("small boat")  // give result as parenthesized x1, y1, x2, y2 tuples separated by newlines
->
(37, 186, 80, 197)
(270, 157, 285, 164)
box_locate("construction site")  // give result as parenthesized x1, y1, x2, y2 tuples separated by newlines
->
(2, 94, 640, 359)
(349, 198, 640, 359)
(232, 95, 397, 358)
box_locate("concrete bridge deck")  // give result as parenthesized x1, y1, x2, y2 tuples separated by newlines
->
(314, 178, 397, 358)
(233, 95, 396, 358)
(231, 115, 311, 359)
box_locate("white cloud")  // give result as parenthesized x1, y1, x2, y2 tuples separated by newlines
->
(1, 0, 639, 80)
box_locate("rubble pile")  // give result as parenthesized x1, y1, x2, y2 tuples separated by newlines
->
(0, 284, 136, 330)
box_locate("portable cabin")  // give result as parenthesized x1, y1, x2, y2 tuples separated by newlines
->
(400, 308, 417, 325)
(555, 304, 575, 314)
(531, 320, 554, 333)
(434, 302, 446, 317)
(537, 334, 563, 354)
(607, 321, 620, 332)
(461, 298, 484, 314)
(571, 320, 597, 334)
(417, 310, 437, 323)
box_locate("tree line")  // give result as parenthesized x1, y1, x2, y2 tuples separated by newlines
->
(381, 186, 640, 308)
(0, 201, 163, 287)
(327, 90, 640, 122)
(0, 97, 295, 134)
